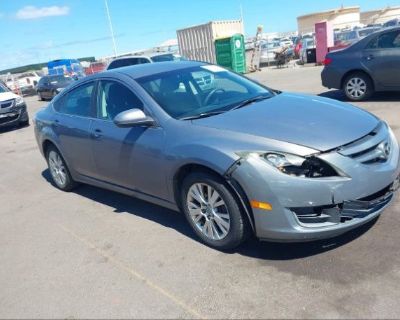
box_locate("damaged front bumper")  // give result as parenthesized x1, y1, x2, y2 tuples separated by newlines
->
(229, 130, 400, 242)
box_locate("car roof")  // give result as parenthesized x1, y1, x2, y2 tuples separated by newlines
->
(105, 61, 206, 79)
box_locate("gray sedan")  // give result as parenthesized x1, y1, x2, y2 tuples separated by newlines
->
(322, 26, 400, 101)
(34, 61, 400, 249)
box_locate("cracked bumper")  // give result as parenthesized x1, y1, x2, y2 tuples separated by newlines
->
(231, 145, 400, 242)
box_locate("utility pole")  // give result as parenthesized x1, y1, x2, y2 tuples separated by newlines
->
(105, 0, 118, 57)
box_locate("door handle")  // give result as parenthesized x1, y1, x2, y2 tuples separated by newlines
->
(366, 55, 374, 61)
(92, 128, 103, 139)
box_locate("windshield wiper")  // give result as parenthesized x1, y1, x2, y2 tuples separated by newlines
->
(229, 95, 271, 112)
(180, 110, 225, 121)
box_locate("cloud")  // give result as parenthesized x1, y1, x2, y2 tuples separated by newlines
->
(16, 5, 70, 20)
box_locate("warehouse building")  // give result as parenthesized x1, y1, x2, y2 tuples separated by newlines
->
(297, 6, 360, 35)
(361, 6, 400, 25)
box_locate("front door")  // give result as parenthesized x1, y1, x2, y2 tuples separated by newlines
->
(90, 80, 167, 198)
(362, 29, 400, 88)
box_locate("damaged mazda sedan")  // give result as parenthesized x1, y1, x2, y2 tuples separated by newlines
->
(34, 61, 400, 249)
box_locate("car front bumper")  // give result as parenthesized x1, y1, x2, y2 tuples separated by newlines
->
(0, 104, 28, 127)
(231, 134, 400, 242)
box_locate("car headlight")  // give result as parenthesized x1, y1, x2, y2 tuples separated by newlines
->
(15, 96, 25, 106)
(262, 152, 340, 178)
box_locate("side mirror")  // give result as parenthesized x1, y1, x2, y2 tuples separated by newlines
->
(113, 108, 156, 128)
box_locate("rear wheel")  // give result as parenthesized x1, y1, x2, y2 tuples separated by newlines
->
(46, 146, 77, 191)
(180, 172, 249, 250)
(343, 72, 373, 101)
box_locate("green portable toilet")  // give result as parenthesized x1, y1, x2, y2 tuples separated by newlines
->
(215, 34, 246, 73)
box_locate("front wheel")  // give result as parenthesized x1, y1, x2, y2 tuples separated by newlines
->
(181, 172, 249, 250)
(343, 72, 374, 101)
(46, 146, 77, 191)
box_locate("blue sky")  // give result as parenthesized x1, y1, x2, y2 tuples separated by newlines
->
(1, 0, 398, 70)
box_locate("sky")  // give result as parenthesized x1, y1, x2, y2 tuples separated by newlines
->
(1, 0, 399, 70)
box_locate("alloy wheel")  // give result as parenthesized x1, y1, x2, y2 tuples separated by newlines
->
(186, 183, 231, 240)
(48, 150, 67, 187)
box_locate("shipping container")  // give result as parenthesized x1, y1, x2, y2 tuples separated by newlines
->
(177, 20, 244, 64)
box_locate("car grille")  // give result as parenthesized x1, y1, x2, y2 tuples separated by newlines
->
(0, 99, 14, 109)
(338, 122, 392, 164)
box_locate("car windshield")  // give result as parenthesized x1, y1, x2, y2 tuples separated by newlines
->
(48, 76, 73, 85)
(151, 54, 184, 62)
(136, 65, 274, 120)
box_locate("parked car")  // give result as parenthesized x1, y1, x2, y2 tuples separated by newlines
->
(16, 71, 44, 94)
(106, 52, 184, 70)
(0, 82, 29, 128)
(84, 62, 106, 75)
(299, 38, 316, 64)
(383, 18, 400, 28)
(334, 27, 381, 47)
(322, 26, 400, 101)
(36, 75, 74, 101)
(34, 61, 400, 249)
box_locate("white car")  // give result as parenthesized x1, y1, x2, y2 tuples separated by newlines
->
(0, 82, 29, 128)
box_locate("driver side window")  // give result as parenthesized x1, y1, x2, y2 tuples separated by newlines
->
(96, 80, 144, 120)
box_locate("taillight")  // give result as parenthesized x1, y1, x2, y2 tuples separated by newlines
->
(324, 57, 333, 65)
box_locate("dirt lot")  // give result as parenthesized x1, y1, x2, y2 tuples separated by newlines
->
(1, 65, 400, 319)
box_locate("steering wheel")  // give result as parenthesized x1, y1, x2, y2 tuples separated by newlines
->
(204, 88, 226, 105)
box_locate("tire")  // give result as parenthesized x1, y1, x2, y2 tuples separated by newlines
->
(180, 172, 249, 250)
(46, 145, 77, 191)
(38, 92, 44, 101)
(19, 118, 29, 127)
(343, 72, 374, 101)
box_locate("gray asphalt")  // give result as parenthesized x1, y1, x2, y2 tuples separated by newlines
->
(1, 65, 399, 319)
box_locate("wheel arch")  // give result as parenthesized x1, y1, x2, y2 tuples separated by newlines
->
(341, 69, 375, 91)
(173, 163, 256, 233)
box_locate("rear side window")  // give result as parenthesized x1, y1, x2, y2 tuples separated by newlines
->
(368, 30, 400, 49)
(108, 58, 149, 70)
(54, 82, 94, 117)
(96, 80, 143, 120)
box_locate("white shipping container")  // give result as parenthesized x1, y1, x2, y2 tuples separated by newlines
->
(177, 20, 244, 64)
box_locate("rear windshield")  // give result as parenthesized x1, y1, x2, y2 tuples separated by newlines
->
(48, 76, 73, 85)
(151, 54, 184, 62)
(108, 58, 150, 69)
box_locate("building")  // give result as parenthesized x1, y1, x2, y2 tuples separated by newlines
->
(361, 6, 400, 25)
(297, 6, 360, 35)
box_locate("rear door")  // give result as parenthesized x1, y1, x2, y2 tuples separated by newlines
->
(362, 29, 400, 88)
(52, 81, 97, 177)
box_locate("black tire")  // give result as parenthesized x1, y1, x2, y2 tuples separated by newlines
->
(19, 118, 29, 127)
(180, 172, 249, 250)
(45, 145, 78, 191)
(343, 72, 374, 101)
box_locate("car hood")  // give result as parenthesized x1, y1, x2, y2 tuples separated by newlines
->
(193, 93, 379, 151)
(0, 92, 19, 102)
